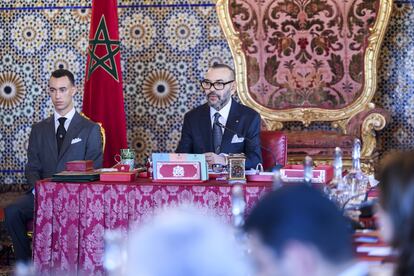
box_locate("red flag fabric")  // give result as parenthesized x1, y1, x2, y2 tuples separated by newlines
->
(83, 0, 127, 167)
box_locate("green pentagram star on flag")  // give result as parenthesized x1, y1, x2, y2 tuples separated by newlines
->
(87, 15, 120, 81)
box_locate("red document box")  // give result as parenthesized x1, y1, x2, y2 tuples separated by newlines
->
(246, 172, 274, 182)
(280, 165, 333, 184)
(100, 172, 136, 182)
(66, 160, 94, 172)
(155, 161, 201, 180)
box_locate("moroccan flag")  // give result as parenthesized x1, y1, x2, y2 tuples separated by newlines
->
(83, 0, 127, 167)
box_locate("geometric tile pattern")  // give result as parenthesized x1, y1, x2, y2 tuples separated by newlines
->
(0, 1, 413, 184)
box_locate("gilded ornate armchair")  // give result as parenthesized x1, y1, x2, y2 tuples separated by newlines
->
(216, 0, 393, 172)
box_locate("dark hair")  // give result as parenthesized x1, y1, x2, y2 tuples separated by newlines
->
(244, 185, 353, 265)
(51, 69, 75, 86)
(378, 151, 414, 276)
(210, 63, 235, 79)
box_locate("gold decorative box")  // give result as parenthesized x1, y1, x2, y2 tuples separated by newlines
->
(228, 154, 246, 183)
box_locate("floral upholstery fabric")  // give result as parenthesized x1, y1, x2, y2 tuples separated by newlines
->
(230, 0, 378, 109)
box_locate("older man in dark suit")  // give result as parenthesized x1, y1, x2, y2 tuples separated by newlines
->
(4, 69, 103, 263)
(176, 64, 262, 169)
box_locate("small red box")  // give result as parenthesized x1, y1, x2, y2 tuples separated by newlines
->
(246, 172, 274, 182)
(100, 172, 136, 182)
(280, 165, 333, 184)
(66, 160, 94, 172)
(155, 161, 201, 180)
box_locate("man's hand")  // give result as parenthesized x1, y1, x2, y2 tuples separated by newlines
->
(205, 152, 226, 168)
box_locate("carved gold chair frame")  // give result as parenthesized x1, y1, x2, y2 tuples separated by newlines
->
(215, 0, 393, 172)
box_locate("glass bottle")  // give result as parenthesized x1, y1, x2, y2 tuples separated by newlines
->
(14, 262, 35, 276)
(146, 156, 153, 178)
(325, 147, 348, 205)
(231, 185, 246, 229)
(331, 147, 346, 190)
(104, 230, 127, 276)
(343, 138, 369, 197)
(303, 156, 313, 186)
(272, 166, 282, 191)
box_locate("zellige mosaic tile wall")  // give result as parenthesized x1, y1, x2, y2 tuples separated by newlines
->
(0, 1, 413, 184)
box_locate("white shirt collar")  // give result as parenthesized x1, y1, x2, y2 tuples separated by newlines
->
(54, 107, 76, 131)
(210, 98, 232, 128)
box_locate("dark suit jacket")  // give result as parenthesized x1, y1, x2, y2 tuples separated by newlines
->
(25, 111, 103, 188)
(176, 100, 262, 169)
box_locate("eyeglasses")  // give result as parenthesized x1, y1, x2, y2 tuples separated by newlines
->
(200, 80, 234, 90)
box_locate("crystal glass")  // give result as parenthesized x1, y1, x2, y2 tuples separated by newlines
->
(342, 139, 369, 208)
(104, 230, 127, 276)
(303, 156, 313, 186)
(231, 185, 246, 228)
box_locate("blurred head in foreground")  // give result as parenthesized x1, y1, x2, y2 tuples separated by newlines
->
(126, 206, 252, 276)
(244, 185, 354, 276)
(377, 151, 414, 276)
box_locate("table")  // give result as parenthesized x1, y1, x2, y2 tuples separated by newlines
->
(33, 178, 271, 275)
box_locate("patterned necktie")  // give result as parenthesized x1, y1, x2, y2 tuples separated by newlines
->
(56, 117, 67, 154)
(212, 112, 222, 154)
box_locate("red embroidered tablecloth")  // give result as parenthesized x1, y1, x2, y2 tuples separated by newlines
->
(33, 179, 271, 275)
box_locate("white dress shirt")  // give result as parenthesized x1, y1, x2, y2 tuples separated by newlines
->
(54, 107, 76, 132)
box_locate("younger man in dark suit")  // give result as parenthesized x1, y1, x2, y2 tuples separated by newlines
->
(176, 64, 262, 169)
(4, 69, 103, 263)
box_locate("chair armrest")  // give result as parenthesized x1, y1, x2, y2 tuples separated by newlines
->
(346, 106, 390, 157)
(260, 131, 288, 170)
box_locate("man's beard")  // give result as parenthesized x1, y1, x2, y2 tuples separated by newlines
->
(207, 92, 229, 110)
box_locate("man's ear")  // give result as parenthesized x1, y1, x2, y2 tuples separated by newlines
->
(71, 86, 78, 97)
(230, 81, 237, 95)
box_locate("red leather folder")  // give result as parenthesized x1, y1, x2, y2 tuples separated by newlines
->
(100, 171, 136, 182)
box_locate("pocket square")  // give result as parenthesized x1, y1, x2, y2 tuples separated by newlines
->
(71, 138, 82, 144)
(231, 134, 244, 143)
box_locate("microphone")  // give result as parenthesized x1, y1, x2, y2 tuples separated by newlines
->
(215, 121, 282, 171)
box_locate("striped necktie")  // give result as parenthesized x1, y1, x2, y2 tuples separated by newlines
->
(212, 112, 222, 154)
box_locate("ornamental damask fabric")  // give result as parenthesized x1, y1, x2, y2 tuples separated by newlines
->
(230, 0, 377, 109)
(34, 180, 270, 274)
(0, 1, 413, 184)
